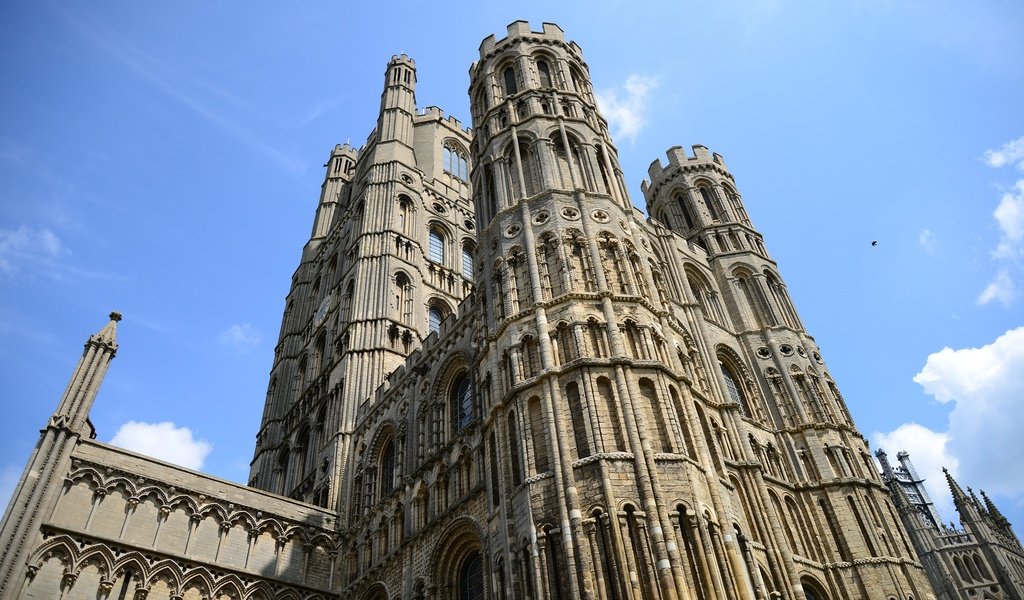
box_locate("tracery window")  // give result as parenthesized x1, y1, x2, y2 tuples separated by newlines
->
(444, 143, 468, 181)
(451, 372, 474, 432)
(458, 550, 485, 600)
(719, 359, 752, 418)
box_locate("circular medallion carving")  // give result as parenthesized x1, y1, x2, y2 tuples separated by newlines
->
(561, 207, 580, 220)
(591, 209, 609, 223)
(813, 351, 823, 364)
(431, 202, 447, 214)
(796, 346, 807, 358)
(504, 224, 521, 238)
(779, 344, 794, 357)
(533, 210, 550, 225)
(756, 346, 772, 359)
(464, 218, 475, 231)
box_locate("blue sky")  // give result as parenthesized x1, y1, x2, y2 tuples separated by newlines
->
(2, 2, 1023, 531)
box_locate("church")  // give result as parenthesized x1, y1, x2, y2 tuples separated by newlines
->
(0, 21, 940, 600)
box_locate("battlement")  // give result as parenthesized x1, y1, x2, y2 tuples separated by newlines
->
(472, 21, 582, 77)
(641, 144, 729, 194)
(415, 106, 472, 135)
(388, 53, 415, 68)
(331, 143, 359, 158)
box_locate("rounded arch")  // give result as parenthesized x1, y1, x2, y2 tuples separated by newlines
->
(429, 516, 486, 586)
(800, 576, 831, 600)
(359, 581, 391, 600)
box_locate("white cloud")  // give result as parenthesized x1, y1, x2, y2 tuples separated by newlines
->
(0, 225, 65, 276)
(910, 327, 1024, 500)
(976, 269, 1015, 306)
(110, 421, 212, 470)
(872, 423, 958, 519)
(992, 180, 1024, 259)
(218, 323, 261, 352)
(918, 228, 936, 253)
(978, 138, 1024, 305)
(983, 136, 1024, 170)
(596, 75, 659, 144)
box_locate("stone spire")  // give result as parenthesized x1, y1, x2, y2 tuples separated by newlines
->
(980, 490, 1013, 531)
(52, 311, 120, 434)
(0, 312, 120, 594)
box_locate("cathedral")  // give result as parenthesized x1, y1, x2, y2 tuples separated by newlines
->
(877, 450, 1024, 599)
(0, 21, 941, 600)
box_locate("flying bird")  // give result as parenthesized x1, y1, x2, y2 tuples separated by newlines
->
(871, 241, 878, 247)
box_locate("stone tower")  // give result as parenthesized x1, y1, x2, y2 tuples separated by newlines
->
(879, 449, 1024, 599)
(248, 54, 475, 513)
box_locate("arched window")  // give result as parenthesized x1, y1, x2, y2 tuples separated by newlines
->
(428, 227, 445, 264)
(508, 411, 523, 486)
(458, 550, 485, 600)
(676, 192, 695, 230)
(451, 372, 474, 432)
(395, 271, 413, 324)
(698, 186, 720, 221)
(428, 305, 443, 334)
(801, 577, 830, 600)
(380, 438, 396, 496)
(462, 243, 474, 280)
(444, 143, 468, 181)
(537, 59, 552, 88)
(719, 359, 752, 417)
(503, 66, 518, 97)
(398, 194, 413, 235)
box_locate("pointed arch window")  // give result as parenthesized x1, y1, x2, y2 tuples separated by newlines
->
(699, 186, 720, 221)
(720, 359, 752, 418)
(380, 438, 396, 496)
(676, 192, 695, 230)
(451, 372, 474, 432)
(537, 59, 552, 88)
(503, 66, 518, 97)
(428, 227, 445, 264)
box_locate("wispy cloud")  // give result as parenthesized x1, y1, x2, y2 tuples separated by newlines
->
(596, 75, 659, 144)
(110, 421, 212, 470)
(918, 228, 937, 254)
(218, 322, 262, 353)
(983, 137, 1024, 170)
(49, 5, 306, 177)
(977, 137, 1024, 306)
(977, 269, 1015, 306)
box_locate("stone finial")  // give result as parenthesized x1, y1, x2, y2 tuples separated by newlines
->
(109, 311, 123, 322)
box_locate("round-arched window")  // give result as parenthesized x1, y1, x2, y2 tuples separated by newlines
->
(458, 550, 484, 600)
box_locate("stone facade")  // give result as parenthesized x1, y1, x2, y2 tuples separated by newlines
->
(878, 450, 1024, 599)
(0, 20, 940, 600)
